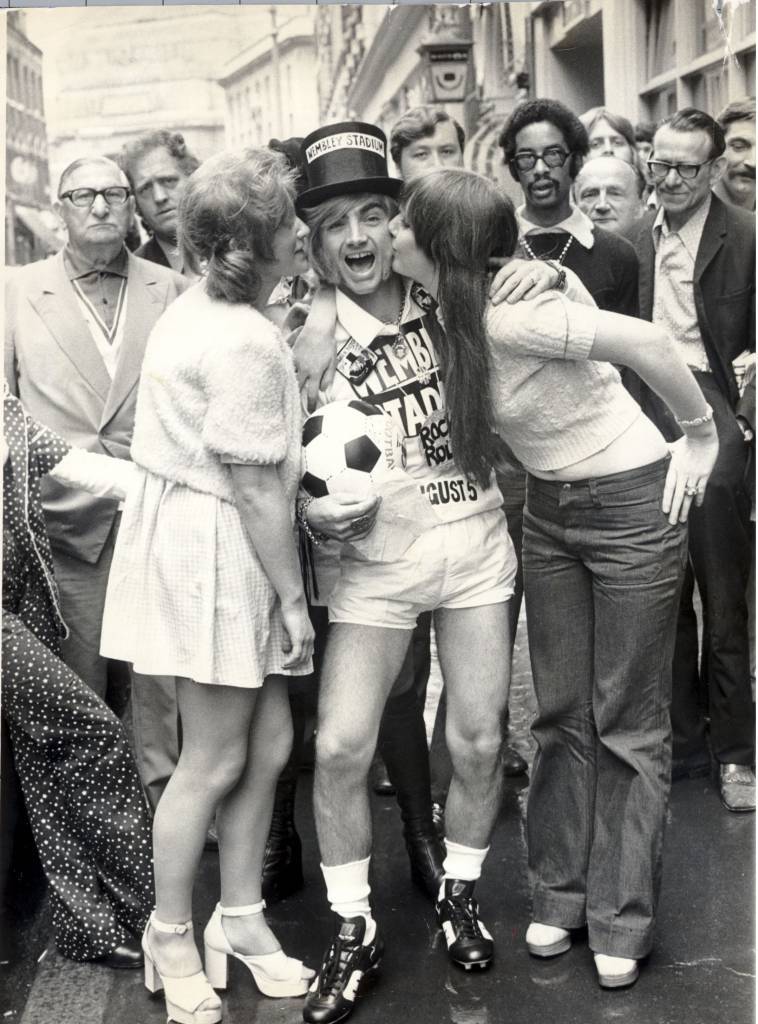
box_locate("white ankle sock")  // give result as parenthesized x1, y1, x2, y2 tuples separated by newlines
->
(441, 839, 490, 894)
(321, 857, 375, 942)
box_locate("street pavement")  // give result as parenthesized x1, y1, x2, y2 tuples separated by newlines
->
(1, 609, 754, 1024)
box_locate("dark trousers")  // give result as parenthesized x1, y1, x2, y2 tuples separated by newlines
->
(523, 460, 687, 959)
(670, 373, 754, 766)
(1, 614, 154, 961)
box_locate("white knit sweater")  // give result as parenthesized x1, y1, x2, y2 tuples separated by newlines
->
(131, 283, 302, 506)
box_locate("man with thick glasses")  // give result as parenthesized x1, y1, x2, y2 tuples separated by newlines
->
(5, 155, 187, 776)
(638, 108, 756, 812)
(497, 99, 639, 321)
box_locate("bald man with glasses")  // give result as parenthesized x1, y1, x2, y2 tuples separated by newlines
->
(5, 156, 187, 807)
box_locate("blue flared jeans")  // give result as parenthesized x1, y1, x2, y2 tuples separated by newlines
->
(523, 458, 688, 959)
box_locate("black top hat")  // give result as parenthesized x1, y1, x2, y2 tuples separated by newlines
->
(296, 121, 403, 211)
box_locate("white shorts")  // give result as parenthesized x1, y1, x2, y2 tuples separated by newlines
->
(328, 508, 517, 630)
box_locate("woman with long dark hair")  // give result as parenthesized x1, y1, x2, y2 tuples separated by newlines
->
(388, 167, 718, 989)
(100, 149, 315, 1024)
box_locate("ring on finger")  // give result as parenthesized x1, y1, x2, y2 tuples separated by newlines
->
(684, 485, 699, 497)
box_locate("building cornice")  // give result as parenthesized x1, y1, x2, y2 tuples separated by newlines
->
(346, 6, 428, 114)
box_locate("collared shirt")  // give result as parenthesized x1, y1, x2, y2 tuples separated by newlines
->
(652, 195, 711, 372)
(63, 245, 129, 378)
(516, 204, 595, 250)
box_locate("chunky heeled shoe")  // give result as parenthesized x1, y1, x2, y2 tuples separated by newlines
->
(594, 953, 639, 989)
(203, 901, 314, 998)
(142, 913, 222, 1024)
(525, 922, 571, 958)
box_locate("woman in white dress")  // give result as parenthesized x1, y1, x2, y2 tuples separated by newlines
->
(101, 148, 315, 1024)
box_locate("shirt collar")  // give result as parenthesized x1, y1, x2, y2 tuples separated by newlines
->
(653, 194, 712, 259)
(63, 244, 129, 281)
(335, 282, 411, 349)
(516, 204, 595, 250)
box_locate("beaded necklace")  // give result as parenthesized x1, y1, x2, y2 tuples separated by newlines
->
(521, 233, 574, 265)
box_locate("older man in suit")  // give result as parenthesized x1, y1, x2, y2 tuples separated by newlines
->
(637, 108, 755, 812)
(5, 155, 188, 810)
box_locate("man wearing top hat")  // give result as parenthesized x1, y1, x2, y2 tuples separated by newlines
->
(293, 121, 526, 1024)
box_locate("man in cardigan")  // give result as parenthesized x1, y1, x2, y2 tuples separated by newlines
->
(638, 108, 755, 811)
(5, 155, 188, 810)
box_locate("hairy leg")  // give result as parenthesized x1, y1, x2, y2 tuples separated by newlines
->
(314, 624, 409, 866)
(436, 603, 511, 848)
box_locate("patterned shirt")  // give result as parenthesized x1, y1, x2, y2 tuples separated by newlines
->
(652, 195, 712, 372)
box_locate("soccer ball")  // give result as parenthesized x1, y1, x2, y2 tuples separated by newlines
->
(301, 400, 392, 498)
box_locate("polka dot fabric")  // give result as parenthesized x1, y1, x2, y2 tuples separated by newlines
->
(2, 391, 154, 960)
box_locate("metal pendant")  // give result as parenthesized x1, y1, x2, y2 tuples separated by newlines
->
(392, 333, 408, 359)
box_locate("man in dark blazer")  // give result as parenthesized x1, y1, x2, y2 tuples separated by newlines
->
(5, 155, 188, 810)
(638, 108, 755, 812)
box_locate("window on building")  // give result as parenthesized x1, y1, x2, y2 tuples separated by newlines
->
(645, 0, 676, 78)
(690, 65, 728, 115)
(696, 0, 722, 55)
(644, 85, 677, 122)
(743, 49, 756, 98)
(8, 56, 18, 101)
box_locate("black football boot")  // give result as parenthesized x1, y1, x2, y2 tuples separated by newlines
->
(436, 878, 494, 970)
(302, 914, 383, 1024)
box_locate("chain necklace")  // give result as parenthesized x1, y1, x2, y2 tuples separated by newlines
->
(380, 287, 410, 360)
(521, 233, 573, 265)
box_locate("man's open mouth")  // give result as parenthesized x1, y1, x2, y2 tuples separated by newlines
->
(344, 251, 375, 273)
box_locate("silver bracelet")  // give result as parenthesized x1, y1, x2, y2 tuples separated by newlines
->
(676, 404, 714, 429)
(296, 495, 323, 547)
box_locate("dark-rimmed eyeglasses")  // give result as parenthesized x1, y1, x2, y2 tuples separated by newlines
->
(58, 187, 131, 208)
(646, 159, 711, 182)
(512, 147, 571, 172)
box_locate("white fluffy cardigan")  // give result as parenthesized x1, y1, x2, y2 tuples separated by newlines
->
(131, 283, 302, 507)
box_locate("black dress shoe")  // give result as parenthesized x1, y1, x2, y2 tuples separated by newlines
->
(436, 879, 493, 971)
(95, 935, 144, 969)
(369, 756, 396, 797)
(406, 830, 445, 902)
(502, 744, 528, 777)
(303, 914, 383, 1024)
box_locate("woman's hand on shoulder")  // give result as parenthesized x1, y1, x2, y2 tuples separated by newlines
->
(307, 491, 382, 542)
(489, 258, 559, 306)
(662, 428, 719, 524)
(279, 595, 315, 669)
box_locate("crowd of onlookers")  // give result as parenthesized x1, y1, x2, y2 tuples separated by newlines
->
(1, 89, 754, 1024)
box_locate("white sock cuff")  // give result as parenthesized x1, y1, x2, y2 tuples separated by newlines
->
(321, 857, 372, 918)
(443, 839, 490, 882)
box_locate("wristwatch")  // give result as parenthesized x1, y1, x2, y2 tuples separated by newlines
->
(545, 260, 567, 292)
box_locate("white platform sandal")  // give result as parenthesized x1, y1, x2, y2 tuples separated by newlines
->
(203, 901, 314, 998)
(142, 913, 222, 1024)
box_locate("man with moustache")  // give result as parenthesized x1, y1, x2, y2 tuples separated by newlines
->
(639, 108, 755, 811)
(120, 129, 200, 274)
(498, 98, 639, 318)
(5, 156, 187, 808)
(713, 98, 755, 212)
